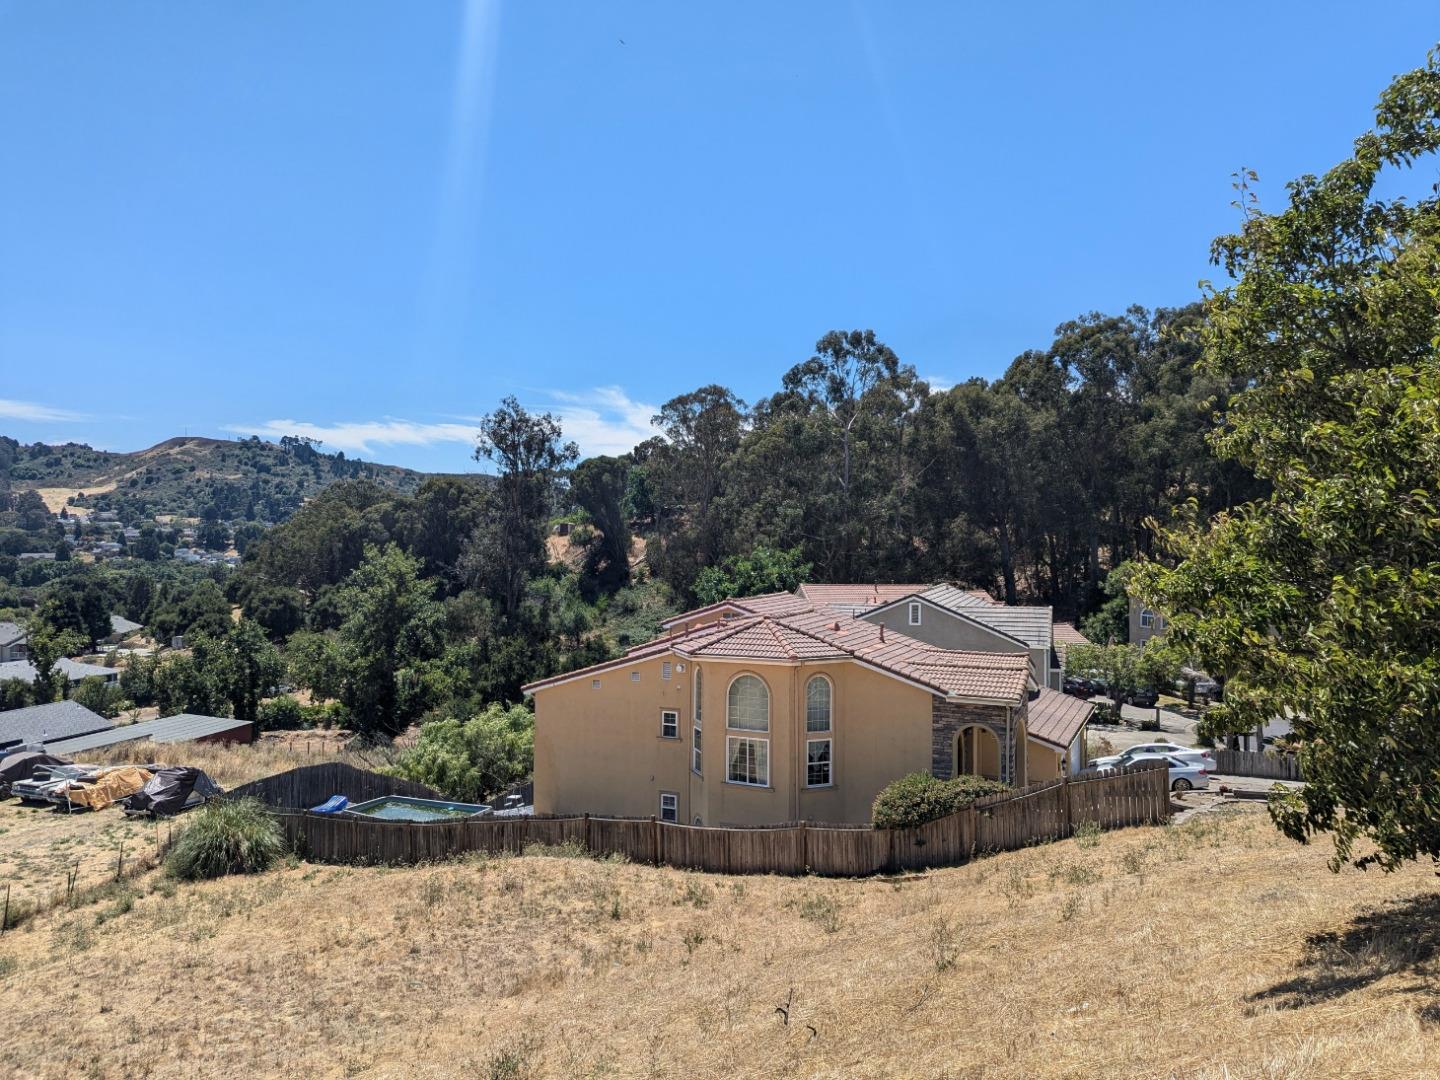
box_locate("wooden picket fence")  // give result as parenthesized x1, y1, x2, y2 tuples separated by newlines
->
(257, 762, 1170, 877)
(1213, 749, 1303, 782)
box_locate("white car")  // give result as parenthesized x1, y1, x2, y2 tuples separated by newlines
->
(1086, 752, 1210, 791)
(1085, 741, 1216, 774)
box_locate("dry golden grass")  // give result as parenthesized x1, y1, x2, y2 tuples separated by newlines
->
(0, 806, 1438, 1078)
(81, 736, 385, 789)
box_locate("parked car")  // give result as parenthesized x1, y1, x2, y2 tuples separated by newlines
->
(1062, 675, 1097, 699)
(1083, 752, 1210, 791)
(1083, 741, 1217, 775)
(1115, 686, 1160, 708)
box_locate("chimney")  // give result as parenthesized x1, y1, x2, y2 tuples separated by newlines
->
(879, 625, 886, 642)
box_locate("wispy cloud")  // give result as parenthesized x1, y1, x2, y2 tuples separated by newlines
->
(223, 419, 477, 456)
(226, 386, 661, 461)
(922, 374, 954, 393)
(543, 386, 660, 456)
(0, 398, 86, 423)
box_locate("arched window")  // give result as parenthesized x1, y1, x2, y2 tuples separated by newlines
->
(726, 674, 770, 731)
(805, 675, 832, 733)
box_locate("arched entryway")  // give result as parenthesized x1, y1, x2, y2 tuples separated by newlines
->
(953, 724, 1001, 781)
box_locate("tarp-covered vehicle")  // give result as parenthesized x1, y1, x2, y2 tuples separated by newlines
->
(0, 751, 72, 796)
(121, 767, 223, 817)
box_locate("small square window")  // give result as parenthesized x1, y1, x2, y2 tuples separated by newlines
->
(908, 602, 922, 626)
(591, 678, 601, 689)
(631, 671, 640, 682)
(662, 661, 673, 680)
(659, 792, 678, 823)
(661, 710, 679, 739)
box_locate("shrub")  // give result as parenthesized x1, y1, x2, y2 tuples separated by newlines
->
(871, 772, 1010, 829)
(257, 694, 304, 730)
(166, 798, 285, 881)
(385, 703, 534, 802)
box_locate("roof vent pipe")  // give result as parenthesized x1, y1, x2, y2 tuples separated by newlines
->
(879, 625, 886, 642)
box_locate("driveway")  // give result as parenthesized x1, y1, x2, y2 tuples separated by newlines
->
(1086, 701, 1201, 752)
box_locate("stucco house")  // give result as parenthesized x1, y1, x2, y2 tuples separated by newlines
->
(1128, 597, 1166, 645)
(0, 622, 27, 664)
(527, 598, 1092, 826)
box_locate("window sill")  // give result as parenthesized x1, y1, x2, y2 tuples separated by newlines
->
(804, 783, 836, 790)
(723, 780, 773, 791)
(658, 734, 680, 740)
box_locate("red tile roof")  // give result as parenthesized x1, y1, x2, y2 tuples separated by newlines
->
(797, 583, 929, 614)
(1051, 621, 1090, 661)
(1025, 688, 1093, 750)
(660, 591, 814, 628)
(524, 605, 1032, 703)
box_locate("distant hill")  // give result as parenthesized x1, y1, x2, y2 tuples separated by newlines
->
(0, 435, 432, 523)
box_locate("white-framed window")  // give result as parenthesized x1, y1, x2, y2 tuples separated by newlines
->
(660, 710, 679, 739)
(1140, 608, 1155, 629)
(908, 601, 922, 626)
(661, 661, 672, 681)
(692, 723, 702, 773)
(805, 675, 832, 733)
(631, 671, 640, 682)
(693, 666, 703, 725)
(591, 678, 601, 689)
(726, 736, 769, 787)
(806, 738, 833, 787)
(726, 674, 770, 731)
(659, 792, 678, 823)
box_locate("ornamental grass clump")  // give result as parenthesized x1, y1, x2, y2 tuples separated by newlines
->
(871, 772, 1010, 829)
(165, 798, 285, 881)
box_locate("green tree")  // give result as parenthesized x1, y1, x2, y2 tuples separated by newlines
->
(693, 545, 810, 605)
(386, 703, 535, 802)
(468, 397, 578, 620)
(70, 675, 126, 719)
(1134, 49, 1440, 869)
(570, 455, 632, 592)
(331, 544, 443, 737)
(202, 619, 282, 729)
(25, 612, 84, 703)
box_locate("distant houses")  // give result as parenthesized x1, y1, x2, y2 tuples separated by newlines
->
(0, 657, 120, 687)
(0, 700, 112, 751)
(0, 622, 27, 663)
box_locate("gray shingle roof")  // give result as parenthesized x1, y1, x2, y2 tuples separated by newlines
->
(921, 587, 1054, 650)
(44, 713, 250, 755)
(0, 622, 25, 647)
(0, 700, 113, 749)
(0, 658, 118, 683)
(109, 614, 144, 636)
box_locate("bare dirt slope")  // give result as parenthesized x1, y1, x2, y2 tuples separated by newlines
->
(1, 807, 1437, 1078)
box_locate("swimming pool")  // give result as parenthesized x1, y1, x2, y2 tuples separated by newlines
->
(346, 796, 491, 822)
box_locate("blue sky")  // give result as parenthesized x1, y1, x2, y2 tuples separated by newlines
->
(2, 3, 1437, 472)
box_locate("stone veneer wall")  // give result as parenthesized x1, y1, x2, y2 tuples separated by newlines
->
(931, 698, 1008, 779)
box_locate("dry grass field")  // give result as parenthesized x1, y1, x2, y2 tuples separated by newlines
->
(1, 805, 1438, 1079)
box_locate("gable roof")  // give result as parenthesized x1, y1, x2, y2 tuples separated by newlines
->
(796, 583, 929, 615)
(0, 622, 26, 648)
(1025, 688, 1093, 750)
(45, 713, 248, 755)
(109, 614, 144, 636)
(919, 587, 1053, 651)
(526, 607, 1032, 704)
(0, 658, 117, 684)
(1051, 622, 1089, 661)
(660, 591, 815, 630)
(0, 700, 113, 749)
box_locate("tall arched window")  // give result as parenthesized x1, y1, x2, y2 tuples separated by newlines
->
(805, 676, 832, 732)
(726, 674, 770, 731)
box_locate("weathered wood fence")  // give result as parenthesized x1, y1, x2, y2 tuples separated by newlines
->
(1213, 749, 1303, 781)
(261, 763, 1170, 877)
(227, 762, 440, 808)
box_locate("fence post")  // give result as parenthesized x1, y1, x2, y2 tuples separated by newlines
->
(582, 812, 591, 855)
(1060, 773, 1073, 837)
(650, 815, 660, 866)
(799, 821, 808, 873)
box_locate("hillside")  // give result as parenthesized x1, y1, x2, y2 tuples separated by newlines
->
(0, 807, 1436, 1078)
(0, 435, 429, 523)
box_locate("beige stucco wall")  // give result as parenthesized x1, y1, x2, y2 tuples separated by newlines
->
(533, 653, 936, 826)
(1027, 743, 1064, 782)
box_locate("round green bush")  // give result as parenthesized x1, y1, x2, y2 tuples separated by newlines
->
(165, 798, 286, 881)
(872, 772, 1011, 829)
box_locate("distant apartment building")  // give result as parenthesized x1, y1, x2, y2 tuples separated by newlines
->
(1128, 598, 1167, 646)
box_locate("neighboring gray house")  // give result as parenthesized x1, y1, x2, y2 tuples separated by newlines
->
(860, 585, 1064, 691)
(0, 658, 120, 687)
(1129, 597, 1167, 646)
(0, 622, 27, 663)
(104, 614, 144, 644)
(0, 700, 112, 750)
(44, 712, 252, 755)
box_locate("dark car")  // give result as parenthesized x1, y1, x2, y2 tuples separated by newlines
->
(1117, 687, 1160, 708)
(1062, 676, 1097, 699)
